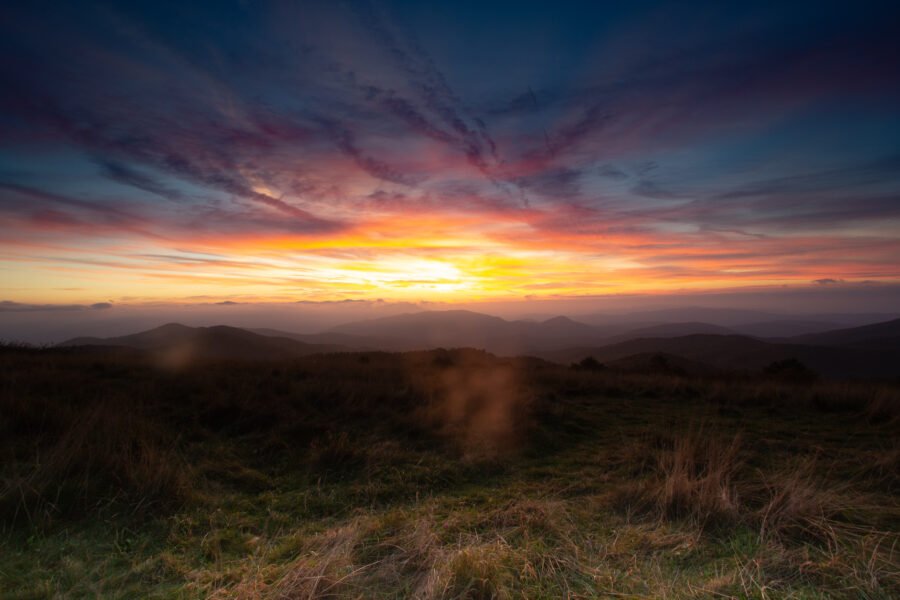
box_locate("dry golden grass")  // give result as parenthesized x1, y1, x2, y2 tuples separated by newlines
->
(755, 460, 855, 544)
(615, 429, 743, 529)
(2, 346, 898, 598)
(204, 498, 594, 600)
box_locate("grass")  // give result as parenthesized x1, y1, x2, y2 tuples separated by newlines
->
(614, 427, 743, 528)
(0, 345, 898, 598)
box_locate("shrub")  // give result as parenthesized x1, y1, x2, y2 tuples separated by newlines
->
(763, 359, 817, 383)
(571, 356, 604, 372)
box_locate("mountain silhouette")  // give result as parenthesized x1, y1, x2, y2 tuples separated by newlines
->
(54, 314, 900, 379)
(542, 331, 900, 379)
(789, 318, 900, 350)
(59, 323, 343, 361)
(328, 310, 610, 353)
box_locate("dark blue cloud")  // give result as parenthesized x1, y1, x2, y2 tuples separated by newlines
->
(0, 0, 898, 286)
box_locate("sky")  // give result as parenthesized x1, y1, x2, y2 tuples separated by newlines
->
(2, 0, 900, 319)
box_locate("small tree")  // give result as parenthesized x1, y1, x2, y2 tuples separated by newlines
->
(763, 358, 817, 382)
(572, 356, 605, 371)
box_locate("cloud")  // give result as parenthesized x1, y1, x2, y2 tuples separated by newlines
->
(514, 168, 583, 198)
(0, 2, 898, 303)
(376, 93, 457, 145)
(716, 156, 900, 201)
(0, 301, 95, 312)
(631, 180, 690, 200)
(813, 278, 845, 285)
(349, 1, 499, 174)
(90, 302, 113, 310)
(96, 159, 184, 202)
(0, 181, 146, 227)
(596, 164, 629, 180)
(319, 118, 420, 186)
(295, 299, 370, 305)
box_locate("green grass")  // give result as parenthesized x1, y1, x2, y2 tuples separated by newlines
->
(1, 346, 898, 598)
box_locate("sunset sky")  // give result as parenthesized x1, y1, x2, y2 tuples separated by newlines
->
(2, 1, 899, 309)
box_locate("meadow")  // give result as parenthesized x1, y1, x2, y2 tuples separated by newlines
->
(1, 345, 898, 599)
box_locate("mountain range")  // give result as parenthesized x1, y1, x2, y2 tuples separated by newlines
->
(60, 323, 339, 361)
(57, 310, 900, 379)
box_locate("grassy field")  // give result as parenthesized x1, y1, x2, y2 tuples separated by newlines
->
(1, 346, 898, 599)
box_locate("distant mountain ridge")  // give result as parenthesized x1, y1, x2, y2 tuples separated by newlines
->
(55, 312, 900, 379)
(542, 331, 900, 379)
(578, 307, 782, 327)
(729, 320, 843, 338)
(578, 307, 899, 332)
(327, 310, 613, 354)
(249, 328, 382, 350)
(789, 317, 900, 350)
(329, 311, 900, 378)
(605, 322, 736, 342)
(60, 323, 344, 361)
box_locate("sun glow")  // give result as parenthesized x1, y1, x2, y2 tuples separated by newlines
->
(329, 258, 473, 294)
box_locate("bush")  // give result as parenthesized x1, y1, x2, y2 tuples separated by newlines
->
(571, 356, 604, 372)
(763, 359, 817, 383)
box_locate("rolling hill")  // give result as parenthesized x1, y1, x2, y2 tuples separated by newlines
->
(579, 307, 898, 332)
(249, 327, 385, 350)
(327, 310, 613, 354)
(578, 307, 781, 327)
(789, 317, 900, 350)
(607, 321, 736, 341)
(729, 320, 843, 338)
(59, 323, 343, 361)
(543, 333, 900, 379)
(53, 314, 900, 379)
(601, 352, 722, 376)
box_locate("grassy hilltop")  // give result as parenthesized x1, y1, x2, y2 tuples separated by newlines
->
(1, 345, 898, 598)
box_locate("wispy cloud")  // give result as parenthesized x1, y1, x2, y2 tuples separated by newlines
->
(0, 1, 898, 304)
